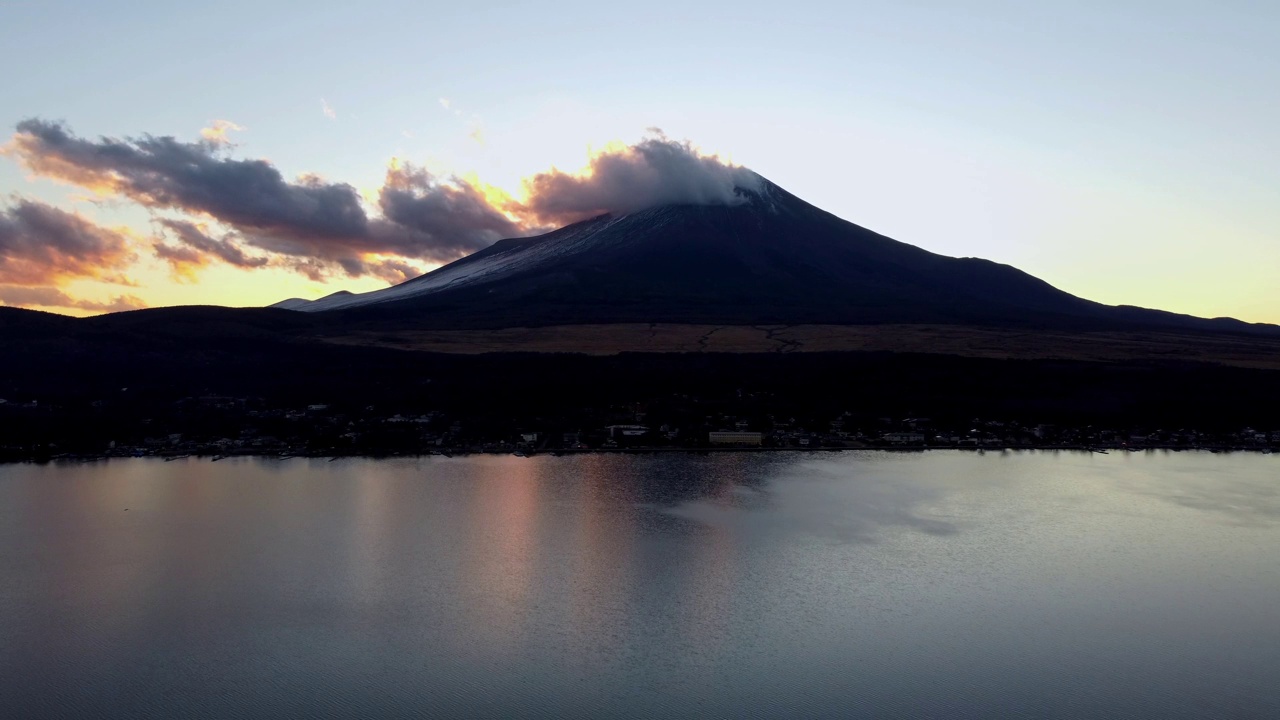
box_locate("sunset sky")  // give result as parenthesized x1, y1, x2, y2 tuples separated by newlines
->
(1, 1, 1276, 322)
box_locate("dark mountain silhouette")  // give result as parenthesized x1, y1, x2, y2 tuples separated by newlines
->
(273, 177, 1276, 335)
(3, 177, 1279, 441)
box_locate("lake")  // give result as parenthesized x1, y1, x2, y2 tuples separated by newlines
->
(1, 451, 1277, 718)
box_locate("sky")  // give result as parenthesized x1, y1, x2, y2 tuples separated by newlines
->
(1, 0, 1277, 322)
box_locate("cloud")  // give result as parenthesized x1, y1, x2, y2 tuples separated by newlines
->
(520, 130, 761, 225)
(8, 120, 764, 287)
(10, 120, 383, 277)
(152, 243, 204, 281)
(322, 98, 336, 120)
(200, 119, 244, 144)
(438, 97, 465, 118)
(10, 119, 369, 241)
(377, 161, 524, 262)
(9, 119, 529, 280)
(0, 285, 146, 313)
(364, 257, 423, 284)
(267, 251, 417, 284)
(154, 218, 269, 272)
(0, 199, 137, 286)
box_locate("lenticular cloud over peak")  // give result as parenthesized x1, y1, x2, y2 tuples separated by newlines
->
(520, 131, 761, 226)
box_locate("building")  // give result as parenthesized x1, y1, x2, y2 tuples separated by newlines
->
(883, 432, 925, 444)
(709, 431, 763, 446)
(606, 425, 649, 438)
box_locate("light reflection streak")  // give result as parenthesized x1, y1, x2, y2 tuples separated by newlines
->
(458, 456, 542, 655)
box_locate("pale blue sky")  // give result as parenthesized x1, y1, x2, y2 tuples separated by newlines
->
(2, 1, 1277, 320)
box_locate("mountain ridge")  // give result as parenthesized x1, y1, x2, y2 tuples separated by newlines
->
(269, 177, 1276, 336)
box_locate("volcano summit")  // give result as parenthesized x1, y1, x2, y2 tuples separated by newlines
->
(273, 176, 1270, 338)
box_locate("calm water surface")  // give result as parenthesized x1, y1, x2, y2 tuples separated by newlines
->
(1, 451, 1277, 718)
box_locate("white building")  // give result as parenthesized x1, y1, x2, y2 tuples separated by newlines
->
(606, 425, 649, 438)
(709, 431, 763, 446)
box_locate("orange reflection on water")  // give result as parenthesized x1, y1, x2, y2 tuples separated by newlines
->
(457, 455, 544, 653)
(344, 460, 402, 605)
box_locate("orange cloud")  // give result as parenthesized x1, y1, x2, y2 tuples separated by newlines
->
(0, 285, 146, 313)
(9, 119, 761, 288)
(5, 132, 125, 198)
(200, 119, 244, 144)
(152, 218, 269, 280)
(0, 199, 138, 286)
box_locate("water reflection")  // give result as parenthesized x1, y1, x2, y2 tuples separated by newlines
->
(0, 451, 1277, 718)
(659, 455, 961, 543)
(457, 455, 544, 653)
(1111, 455, 1280, 526)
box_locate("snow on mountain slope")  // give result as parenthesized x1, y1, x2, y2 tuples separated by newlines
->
(270, 297, 315, 310)
(281, 197, 738, 313)
(275, 177, 791, 313)
(263, 176, 1277, 336)
(270, 290, 354, 311)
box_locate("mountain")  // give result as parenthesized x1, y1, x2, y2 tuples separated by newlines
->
(273, 177, 1275, 335)
(3, 177, 1279, 440)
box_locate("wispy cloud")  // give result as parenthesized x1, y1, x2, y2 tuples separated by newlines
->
(153, 218, 269, 280)
(0, 285, 146, 313)
(321, 98, 336, 120)
(438, 97, 464, 118)
(200, 119, 244, 145)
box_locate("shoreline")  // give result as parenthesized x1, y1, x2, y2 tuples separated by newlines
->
(6, 444, 1275, 465)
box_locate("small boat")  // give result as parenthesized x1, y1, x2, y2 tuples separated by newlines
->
(210, 454, 225, 462)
